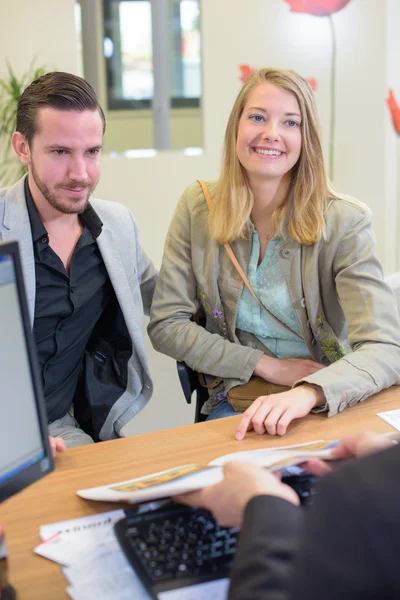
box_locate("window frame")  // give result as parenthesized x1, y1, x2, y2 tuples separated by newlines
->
(102, 0, 201, 111)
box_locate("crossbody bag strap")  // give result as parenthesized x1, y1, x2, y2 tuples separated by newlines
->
(198, 179, 302, 341)
(198, 179, 213, 211)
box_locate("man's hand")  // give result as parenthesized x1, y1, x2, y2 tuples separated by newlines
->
(49, 436, 66, 458)
(236, 385, 325, 439)
(254, 355, 325, 387)
(175, 462, 299, 528)
(303, 430, 395, 476)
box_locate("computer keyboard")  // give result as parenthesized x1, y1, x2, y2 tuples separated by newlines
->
(115, 504, 239, 597)
(115, 473, 319, 597)
(281, 472, 319, 506)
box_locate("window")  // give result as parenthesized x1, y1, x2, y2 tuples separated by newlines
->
(74, 2, 84, 77)
(103, 0, 201, 110)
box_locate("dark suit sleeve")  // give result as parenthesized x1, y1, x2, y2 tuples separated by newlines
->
(287, 447, 400, 600)
(228, 495, 303, 600)
(228, 445, 400, 600)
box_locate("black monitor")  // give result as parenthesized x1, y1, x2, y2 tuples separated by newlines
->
(0, 240, 53, 503)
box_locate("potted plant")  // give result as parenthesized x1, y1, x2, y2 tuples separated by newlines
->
(0, 61, 47, 186)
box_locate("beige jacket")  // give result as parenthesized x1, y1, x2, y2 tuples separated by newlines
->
(149, 180, 400, 417)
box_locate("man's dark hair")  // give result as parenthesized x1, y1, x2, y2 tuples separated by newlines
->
(16, 71, 106, 145)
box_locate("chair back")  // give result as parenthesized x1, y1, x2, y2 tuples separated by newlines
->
(176, 362, 208, 422)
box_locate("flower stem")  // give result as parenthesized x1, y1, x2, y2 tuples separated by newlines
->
(328, 15, 336, 181)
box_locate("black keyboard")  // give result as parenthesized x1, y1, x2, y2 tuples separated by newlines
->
(115, 474, 319, 597)
(115, 504, 238, 597)
(281, 472, 319, 506)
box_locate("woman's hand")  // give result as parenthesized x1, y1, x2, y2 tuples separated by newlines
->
(236, 385, 325, 439)
(175, 461, 299, 528)
(254, 355, 325, 387)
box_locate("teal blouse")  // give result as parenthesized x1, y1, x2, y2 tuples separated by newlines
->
(236, 226, 309, 359)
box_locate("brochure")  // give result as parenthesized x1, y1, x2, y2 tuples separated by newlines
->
(77, 439, 337, 505)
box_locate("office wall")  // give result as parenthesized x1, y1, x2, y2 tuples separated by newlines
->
(1, 0, 400, 435)
(0, 0, 78, 78)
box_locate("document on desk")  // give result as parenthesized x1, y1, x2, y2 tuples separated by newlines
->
(37, 510, 229, 600)
(377, 408, 400, 431)
(77, 440, 338, 505)
(159, 579, 230, 599)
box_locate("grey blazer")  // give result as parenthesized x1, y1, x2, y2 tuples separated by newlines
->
(0, 177, 157, 440)
(149, 180, 400, 417)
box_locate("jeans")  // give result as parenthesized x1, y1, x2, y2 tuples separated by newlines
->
(206, 401, 244, 421)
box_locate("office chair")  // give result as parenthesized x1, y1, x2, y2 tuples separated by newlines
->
(176, 361, 209, 423)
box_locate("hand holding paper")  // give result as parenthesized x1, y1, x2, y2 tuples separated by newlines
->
(76, 440, 338, 505)
(176, 461, 300, 528)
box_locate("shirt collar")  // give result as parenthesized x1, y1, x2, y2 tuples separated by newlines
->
(25, 177, 47, 243)
(248, 220, 281, 243)
(24, 177, 103, 240)
(80, 203, 103, 238)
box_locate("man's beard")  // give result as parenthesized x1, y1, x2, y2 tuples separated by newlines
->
(31, 162, 94, 215)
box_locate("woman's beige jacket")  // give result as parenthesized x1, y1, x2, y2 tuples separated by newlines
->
(149, 181, 400, 417)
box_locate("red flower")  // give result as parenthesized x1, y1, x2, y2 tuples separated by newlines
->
(387, 89, 400, 135)
(306, 77, 318, 91)
(239, 64, 257, 83)
(284, 0, 352, 17)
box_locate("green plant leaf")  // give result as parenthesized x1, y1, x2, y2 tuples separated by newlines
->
(0, 59, 47, 185)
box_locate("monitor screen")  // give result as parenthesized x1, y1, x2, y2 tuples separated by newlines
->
(0, 241, 53, 503)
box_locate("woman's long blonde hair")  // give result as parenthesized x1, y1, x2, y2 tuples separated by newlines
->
(209, 68, 335, 245)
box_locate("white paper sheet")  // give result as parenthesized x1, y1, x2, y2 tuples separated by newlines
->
(40, 509, 125, 541)
(34, 532, 82, 567)
(159, 578, 229, 599)
(37, 510, 230, 599)
(377, 408, 400, 431)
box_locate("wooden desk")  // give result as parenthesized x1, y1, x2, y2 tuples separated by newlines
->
(1, 386, 400, 599)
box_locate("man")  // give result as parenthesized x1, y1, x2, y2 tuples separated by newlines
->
(0, 72, 157, 447)
(178, 431, 400, 599)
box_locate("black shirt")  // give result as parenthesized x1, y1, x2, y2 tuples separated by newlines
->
(25, 180, 112, 422)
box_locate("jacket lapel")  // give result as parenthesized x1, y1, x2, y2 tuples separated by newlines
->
(96, 225, 149, 370)
(277, 238, 325, 360)
(96, 225, 131, 311)
(0, 177, 36, 325)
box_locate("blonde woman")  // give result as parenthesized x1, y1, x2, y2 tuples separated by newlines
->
(149, 67, 400, 437)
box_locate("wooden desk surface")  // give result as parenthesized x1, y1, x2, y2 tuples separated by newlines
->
(1, 386, 400, 599)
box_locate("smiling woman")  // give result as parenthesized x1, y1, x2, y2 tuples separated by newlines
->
(235, 83, 302, 206)
(148, 67, 400, 438)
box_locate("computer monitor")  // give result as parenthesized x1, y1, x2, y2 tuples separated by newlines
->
(0, 240, 53, 503)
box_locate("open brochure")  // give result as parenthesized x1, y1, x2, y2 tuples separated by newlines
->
(77, 440, 338, 505)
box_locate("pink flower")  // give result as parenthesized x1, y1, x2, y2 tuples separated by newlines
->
(306, 77, 318, 91)
(284, 0, 352, 17)
(239, 64, 257, 83)
(387, 89, 400, 135)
